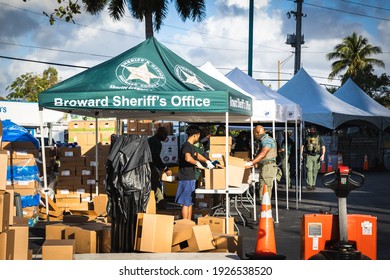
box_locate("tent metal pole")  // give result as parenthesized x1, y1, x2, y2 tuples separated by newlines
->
(95, 115, 99, 196)
(250, 118, 256, 221)
(272, 119, 279, 224)
(225, 112, 230, 234)
(295, 119, 299, 209)
(299, 121, 304, 201)
(39, 107, 49, 222)
(285, 121, 289, 210)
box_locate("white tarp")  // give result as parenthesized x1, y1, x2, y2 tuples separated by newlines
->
(277, 68, 380, 129)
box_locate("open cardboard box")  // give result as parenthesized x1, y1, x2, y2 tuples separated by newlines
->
(204, 156, 245, 189)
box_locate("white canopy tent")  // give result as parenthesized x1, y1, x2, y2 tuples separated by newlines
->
(224, 67, 303, 209)
(334, 78, 390, 131)
(277, 68, 380, 130)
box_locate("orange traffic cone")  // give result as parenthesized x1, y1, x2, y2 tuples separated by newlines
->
(363, 154, 369, 171)
(337, 153, 343, 168)
(327, 155, 333, 173)
(246, 184, 286, 260)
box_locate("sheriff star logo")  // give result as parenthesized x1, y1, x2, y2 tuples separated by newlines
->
(174, 65, 213, 91)
(115, 58, 166, 89)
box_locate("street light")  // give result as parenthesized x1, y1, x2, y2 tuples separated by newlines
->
(278, 53, 294, 89)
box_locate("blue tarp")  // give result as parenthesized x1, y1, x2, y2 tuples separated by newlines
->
(1, 119, 40, 149)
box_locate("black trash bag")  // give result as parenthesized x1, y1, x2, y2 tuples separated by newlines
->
(105, 134, 152, 253)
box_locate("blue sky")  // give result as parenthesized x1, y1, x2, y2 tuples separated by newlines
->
(0, 0, 389, 98)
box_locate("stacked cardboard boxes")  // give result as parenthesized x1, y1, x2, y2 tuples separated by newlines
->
(1, 123, 30, 260)
(208, 136, 232, 165)
(127, 120, 174, 135)
(3, 142, 41, 226)
(55, 146, 109, 211)
(68, 120, 115, 155)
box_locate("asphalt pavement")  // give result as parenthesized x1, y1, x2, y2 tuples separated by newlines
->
(237, 170, 390, 260)
(28, 170, 390, 260)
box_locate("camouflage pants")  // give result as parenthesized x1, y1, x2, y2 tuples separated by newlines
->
(305, 154, 320, 187)
(259, 163, 278, 201)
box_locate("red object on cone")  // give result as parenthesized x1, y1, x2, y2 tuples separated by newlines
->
(254, 184, 277, 256)
(363, 154, 369, 171)
(327, 155, 333, 173)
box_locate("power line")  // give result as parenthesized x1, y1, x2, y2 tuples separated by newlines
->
(0, 2, 291, 55)
(0, 42, 112, 58)
(304, 1, 390, 22)
(0, 55, 89, 69)
(338, 0, 390, 12)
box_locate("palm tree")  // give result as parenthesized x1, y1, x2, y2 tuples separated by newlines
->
(326, 32, 385, 84)
(73, 0, 206, 39)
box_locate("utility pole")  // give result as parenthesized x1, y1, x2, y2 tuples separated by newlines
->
(286, 0, 306, 74)
(248, 0, 254, 77)
(294, 0, 304, 74)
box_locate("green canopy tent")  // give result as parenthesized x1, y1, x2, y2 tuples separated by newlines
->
(38, 37, 253, 230)
(39, 37, 252, 121)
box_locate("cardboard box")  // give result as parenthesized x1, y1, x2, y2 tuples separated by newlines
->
(210, 136, 232, 145)
(0, 150, 8, 190)
(172, 219, 195, 246)
(0, 191, 11, 232)
(93, 194, 108, 216)
(185, 225, 216, 252)
(68, 121, 85, 131)
(100, 225, 111, 253)
(0, 230, 15, 260)
(197, 216, 235, 234)
(212, 233, 242, 258)
(145, 190, 156, 214)
(45, 223, 70, 240)
(204, 156, 245, 189)
(10, 225, 29, 260)
(42, 239, 75, 260)
(59, 147, 82, 157)
(134, 213, 174, 253)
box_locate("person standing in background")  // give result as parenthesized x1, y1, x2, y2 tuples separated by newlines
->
(278, 130, 294, 188)
(245, 125, 278, 201)
(301, 125, 326, 190)
(175, 125, 214, 220)
(148, 126, 172, 209)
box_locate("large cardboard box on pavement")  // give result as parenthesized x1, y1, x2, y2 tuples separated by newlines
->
(172, 219, 195, 246)
(42, 239, 75, 260)
(10, 224, 29, 260)
(183, 225, 216, 252)
(212, 233, 243, 259)
(0, 229, 15, 260)
(134, 213, 174, 253)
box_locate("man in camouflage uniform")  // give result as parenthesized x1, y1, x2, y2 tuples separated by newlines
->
(301, 125, 326, 190)
(245, 125, 278, 201)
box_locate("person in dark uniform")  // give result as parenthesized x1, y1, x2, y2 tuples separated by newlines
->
(148, 126, 172, 209)
(301, 125, 326, 190)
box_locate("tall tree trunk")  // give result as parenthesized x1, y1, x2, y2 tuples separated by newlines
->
(145, 12, 154, 39)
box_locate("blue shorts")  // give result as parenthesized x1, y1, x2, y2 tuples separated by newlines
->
(175, 180, 196, 206)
